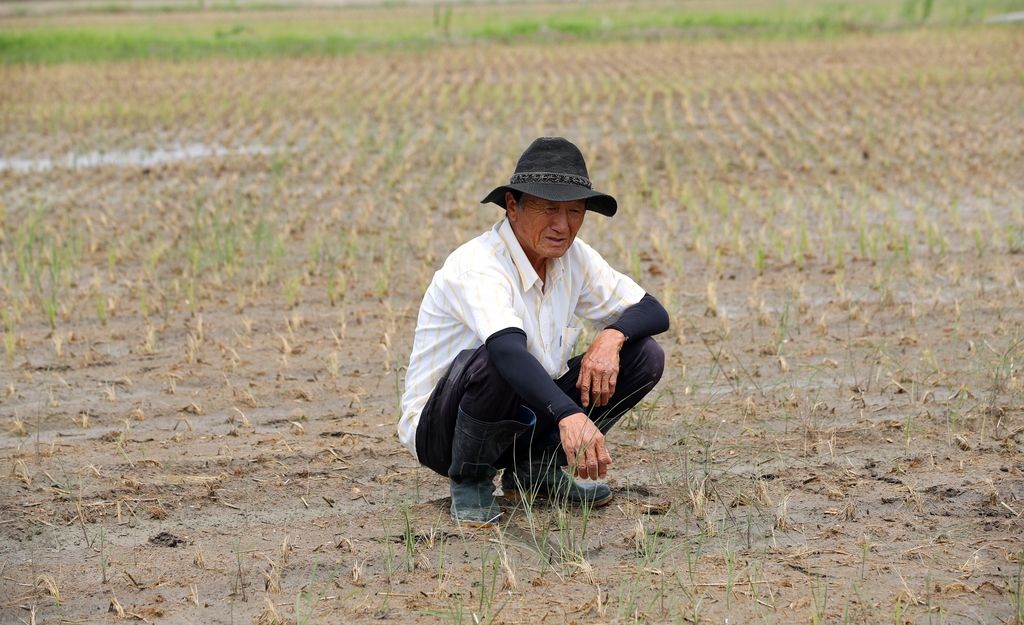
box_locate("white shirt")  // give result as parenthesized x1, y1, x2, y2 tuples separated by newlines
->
(398, 218, 645, 459)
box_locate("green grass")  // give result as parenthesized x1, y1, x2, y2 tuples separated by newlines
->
(0, 27, 365, 64)
(2, 0, 1024, 65)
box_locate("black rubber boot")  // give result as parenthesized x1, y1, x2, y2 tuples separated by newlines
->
(502, 447, 613, 507)
(449, 406, 535, 527)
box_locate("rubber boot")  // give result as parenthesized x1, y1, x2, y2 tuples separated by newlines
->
(502, 446, 613, 507)
(449, 406, 535, 527)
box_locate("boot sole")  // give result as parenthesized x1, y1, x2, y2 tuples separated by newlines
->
(503, 489, 613, 507)
(455, 520, 498, 528)
(450, 510, 502, 528)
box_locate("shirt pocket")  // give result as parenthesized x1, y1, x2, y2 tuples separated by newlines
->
(560, 321, 584, 370)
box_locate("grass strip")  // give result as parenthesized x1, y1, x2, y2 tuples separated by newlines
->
(1, 0, 1023, 64)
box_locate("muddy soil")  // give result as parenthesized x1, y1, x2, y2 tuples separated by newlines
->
(2, 28, 1023, 625)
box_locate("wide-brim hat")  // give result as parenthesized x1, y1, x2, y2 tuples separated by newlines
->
(481, 136, 617, 217)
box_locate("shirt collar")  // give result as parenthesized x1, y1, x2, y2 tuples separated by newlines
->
(498, 218, 543, 291)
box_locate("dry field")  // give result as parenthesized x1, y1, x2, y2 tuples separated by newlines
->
(2, 23, 1024, 625)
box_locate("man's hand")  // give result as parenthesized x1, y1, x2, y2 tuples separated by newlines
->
(576, 328, 626, 409)
(558, 412, 612, 480)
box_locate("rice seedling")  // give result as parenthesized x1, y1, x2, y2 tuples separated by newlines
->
(263, 554, 282, 594)
(1, 305, 16, 361)
(1, 9, 1023, 624)
(256, 597, 282, 625)
(469, 547, 511, 625)
(110, 594, 126, 618)
(193, 545, 207, 570)
(95, 284, 107, 326)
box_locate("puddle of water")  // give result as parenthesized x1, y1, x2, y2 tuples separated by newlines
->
(0, 143, 272, 173)
(987, 11, 1024, 23)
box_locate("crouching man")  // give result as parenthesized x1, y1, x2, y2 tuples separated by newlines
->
(399, 137, 669, 527)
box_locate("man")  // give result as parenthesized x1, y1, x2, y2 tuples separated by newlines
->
(399, 137, 669, 526)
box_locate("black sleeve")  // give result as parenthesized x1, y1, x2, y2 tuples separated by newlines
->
(605, 293, 670, 343)
(485, 328, 581, 422)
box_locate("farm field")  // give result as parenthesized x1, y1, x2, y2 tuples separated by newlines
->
(2, 3, 1024, 624)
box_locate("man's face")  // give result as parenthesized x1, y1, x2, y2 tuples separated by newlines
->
(506, 192, 586, 268)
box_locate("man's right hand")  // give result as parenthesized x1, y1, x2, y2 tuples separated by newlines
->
(558, 412, 612, 480)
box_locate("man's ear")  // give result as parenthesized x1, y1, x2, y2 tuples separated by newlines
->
(504, 191, 519, 223)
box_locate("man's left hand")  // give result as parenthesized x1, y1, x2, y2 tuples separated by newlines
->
(577, 328, 626, 409)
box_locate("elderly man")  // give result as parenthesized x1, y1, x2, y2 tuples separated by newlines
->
(399, 137, 668, 526)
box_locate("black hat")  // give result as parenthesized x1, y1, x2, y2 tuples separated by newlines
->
(481, 137, 617, 217)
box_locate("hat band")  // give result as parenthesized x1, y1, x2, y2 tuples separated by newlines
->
(509, 171, 593, 190)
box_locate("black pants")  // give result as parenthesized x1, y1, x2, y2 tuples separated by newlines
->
(415, 336, 665, 477)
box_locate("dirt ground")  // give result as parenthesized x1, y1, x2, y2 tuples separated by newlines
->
(1, 24, 1023, 625)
